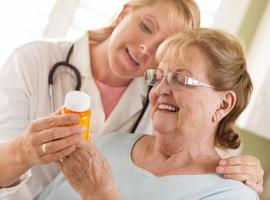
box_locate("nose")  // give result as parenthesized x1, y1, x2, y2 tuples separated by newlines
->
(140, 43, 150, 56)
(153, 76, 172, 96)
(139, 40, 159, 56)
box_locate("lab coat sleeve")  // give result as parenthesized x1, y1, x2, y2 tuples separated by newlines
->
(0, 47, 34, 196)
(0, 47, 32, 141)
(0, 170, 31, 199)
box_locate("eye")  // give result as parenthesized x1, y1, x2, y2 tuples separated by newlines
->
(172, 73, 191, 87)
(139, 21, 152, 34)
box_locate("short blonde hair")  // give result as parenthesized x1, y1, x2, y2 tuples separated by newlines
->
(88, 0, 200, 42)
(156, 28, 253, 149)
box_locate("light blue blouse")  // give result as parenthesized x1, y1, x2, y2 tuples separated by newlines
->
(35, 133, 259, 200)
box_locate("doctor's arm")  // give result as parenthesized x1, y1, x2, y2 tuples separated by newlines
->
(0, 109, 85, 187)
(0, 48, 83, 188)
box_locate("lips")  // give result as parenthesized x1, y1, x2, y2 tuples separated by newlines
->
(125, 48, 140, 66)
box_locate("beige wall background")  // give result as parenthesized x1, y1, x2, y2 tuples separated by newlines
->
(237, 0, 270, 199)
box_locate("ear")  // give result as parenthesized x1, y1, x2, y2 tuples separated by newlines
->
(212, 91, 237, 123)
(116, 4, 130, 26)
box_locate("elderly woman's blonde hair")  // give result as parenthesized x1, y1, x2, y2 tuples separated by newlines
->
(156, 28, 253, 149)
(88, 0, 200, 42)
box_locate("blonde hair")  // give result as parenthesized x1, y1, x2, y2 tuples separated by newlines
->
(88, 0, 200, 42)
(156, 28, 253, 149)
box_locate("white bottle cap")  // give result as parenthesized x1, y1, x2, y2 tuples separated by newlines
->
(64, 91, 91, 112)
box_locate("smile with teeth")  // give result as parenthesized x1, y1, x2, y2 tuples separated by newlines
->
(158, 104, 179, 112)
(126, 48, 140, 65)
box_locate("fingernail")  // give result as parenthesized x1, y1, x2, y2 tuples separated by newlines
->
(219, 160, 226, 165)
(216, 166, 224, 173)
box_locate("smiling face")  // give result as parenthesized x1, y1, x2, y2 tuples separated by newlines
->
(106, 1, 185, 80)
(149, 45, 223, 136)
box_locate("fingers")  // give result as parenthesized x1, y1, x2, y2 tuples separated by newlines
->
(59, 142, 97, 168)
(217, 155, 264, 194)
(216, 164, 264, 186)
(245, 179, 264, 194)
(76, 139, 92, 149)
(216, 164, 258, 176)
(29, 114, 80, 132)
(218, 155, 264, 179)
(21, 110, 84, 166)
(37, 125, 85, 143)
(219, 155, 260, 166)
(222, 173, 257, 182)
(41, 144, 76, 164)
(35, 125, 85, 164)
(41, 134, 82, 154)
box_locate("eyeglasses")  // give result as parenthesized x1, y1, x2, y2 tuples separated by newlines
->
(144, 69, 215, 89)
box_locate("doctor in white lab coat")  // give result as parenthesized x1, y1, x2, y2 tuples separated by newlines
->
(0, 32, 152, 199)
(0, 1, 264, 199)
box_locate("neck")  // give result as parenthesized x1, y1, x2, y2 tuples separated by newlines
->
(90, 39, 132, 87)
(153, 130, 217, 159)
(139, 130, 220, 176)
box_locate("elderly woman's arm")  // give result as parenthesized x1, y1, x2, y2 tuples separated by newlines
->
(217, 155, 264, 194)
(57, 140, 121, 200)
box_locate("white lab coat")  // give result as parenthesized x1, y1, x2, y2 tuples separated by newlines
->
(0, 33, 153, 200)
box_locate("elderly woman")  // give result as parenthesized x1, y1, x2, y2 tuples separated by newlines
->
(34, 28, 259, 200)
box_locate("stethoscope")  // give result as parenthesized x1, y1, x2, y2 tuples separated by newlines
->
(48, 44, 81, 112)
(48, 44, 150, 133)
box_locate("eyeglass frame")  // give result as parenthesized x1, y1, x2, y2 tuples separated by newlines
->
(144, 69, 215, 89)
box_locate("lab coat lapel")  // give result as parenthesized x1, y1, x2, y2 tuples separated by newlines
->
(102, 77, 148, 134)
(69, 33, 106, 136)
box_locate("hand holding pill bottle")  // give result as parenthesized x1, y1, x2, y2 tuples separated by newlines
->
(62, 91, 92, 141)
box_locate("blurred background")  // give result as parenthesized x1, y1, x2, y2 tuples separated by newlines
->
(0, 0, 269, 199)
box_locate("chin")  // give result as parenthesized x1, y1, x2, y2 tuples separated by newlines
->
(152, 119, 176, 134)
(152, 112, 178, 132)
(113, 65, 138, 79)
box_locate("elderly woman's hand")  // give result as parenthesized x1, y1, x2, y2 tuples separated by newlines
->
(216, 155, 264, 194)
(57, 140, 121, 200)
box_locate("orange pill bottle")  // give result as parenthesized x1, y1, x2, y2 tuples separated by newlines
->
(62, 91, 92, 141)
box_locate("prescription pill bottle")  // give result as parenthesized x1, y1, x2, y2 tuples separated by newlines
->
(62, 91, 92, 141)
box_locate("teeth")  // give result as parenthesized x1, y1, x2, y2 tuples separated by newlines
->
(158, 104, 179, 112)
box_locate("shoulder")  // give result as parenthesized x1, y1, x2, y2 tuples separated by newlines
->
(0, 40, 72, 87)
(4, 34, 88, 78)
(96, 132, 142, 147)
(200, 174, 259, 200)
(95, 133, 144, 154)
(1, 39, 73, 78)
(219, 180, 258, 199)
(12, 32, 88, 63)
(14, 39, 73, 61)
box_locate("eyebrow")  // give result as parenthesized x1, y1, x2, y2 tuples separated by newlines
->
(144, 14, 159, 32)
(175, 68, 193, 76)
(157, 67, 192, 78)
(175, 68, 208, 84)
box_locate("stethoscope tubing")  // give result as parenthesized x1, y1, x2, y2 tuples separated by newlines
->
(48, 44, 81, 111)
